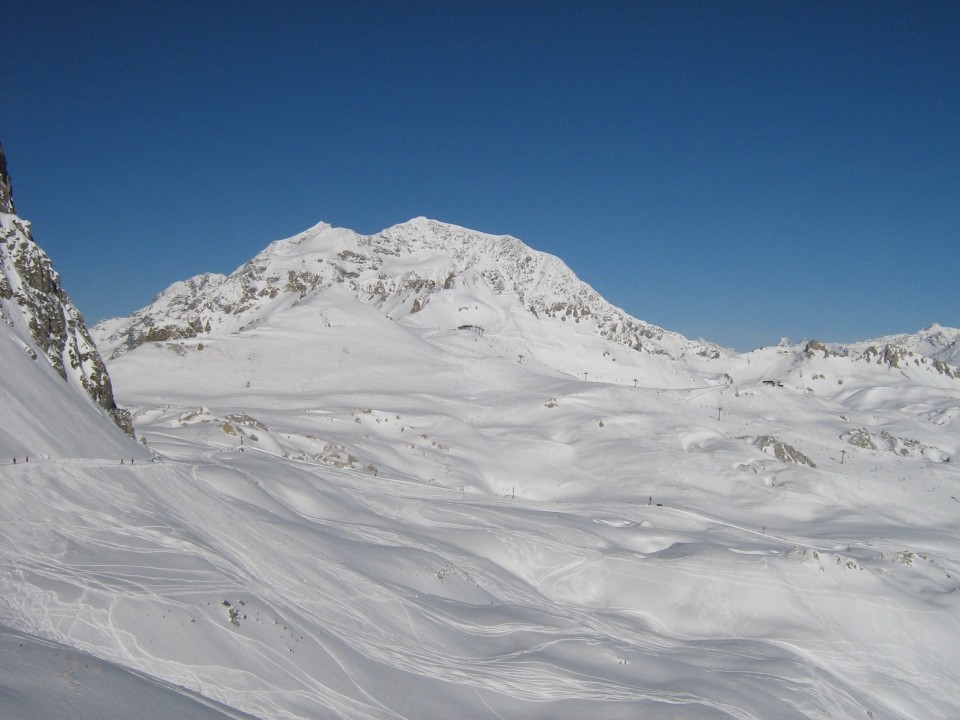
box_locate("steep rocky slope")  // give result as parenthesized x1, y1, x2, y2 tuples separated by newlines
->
(0, 144, 132, 438)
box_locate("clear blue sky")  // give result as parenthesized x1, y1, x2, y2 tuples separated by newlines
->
(3, 1, 958, 350)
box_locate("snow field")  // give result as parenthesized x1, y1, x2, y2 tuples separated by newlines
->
(7, 311, 960, 718)
(4, 426, 958, 719)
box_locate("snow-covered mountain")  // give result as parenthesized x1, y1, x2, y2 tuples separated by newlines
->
(4, 174, 960, 719)
(0, 145, 140, 459)
(94, 217, 724, 364)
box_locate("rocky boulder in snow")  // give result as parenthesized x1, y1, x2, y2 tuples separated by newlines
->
(743, 435, 816, 467)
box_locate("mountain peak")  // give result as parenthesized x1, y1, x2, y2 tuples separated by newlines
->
(380, 216, 509, 243)
(93, 217, 725, 364)
(0, 143, 15, 215)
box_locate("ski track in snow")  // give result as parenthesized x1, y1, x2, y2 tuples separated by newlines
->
(4, 429, 959, 719)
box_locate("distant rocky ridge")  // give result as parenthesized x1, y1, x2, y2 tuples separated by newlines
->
(798, 331, 960, 380)
(830, 324, 960, 370)
(94, 217, 725, 361)
(0, 145, 132, 434)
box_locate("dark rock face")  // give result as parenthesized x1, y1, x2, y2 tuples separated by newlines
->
(0, 144, 14, 215)
(0, 147, 132, 435)
(804, 339, 837, 358)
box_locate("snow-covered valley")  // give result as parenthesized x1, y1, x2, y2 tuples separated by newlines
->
(2, 210, 960, 719)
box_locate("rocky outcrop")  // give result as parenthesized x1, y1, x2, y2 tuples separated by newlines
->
(741, 435, 816, 467)
(841, 428, 877, 450)
(931, 359, 959, 379)
(0, 149, 132, 434)
(840, 428, 949, 462)
(804, 339, 837, 358)
(861, 344, 912, 369)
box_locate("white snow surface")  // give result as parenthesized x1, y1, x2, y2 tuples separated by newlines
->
(4, 217, 960, 719)
(0, 624, 257, 720)
(0, 318, 145, 459)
